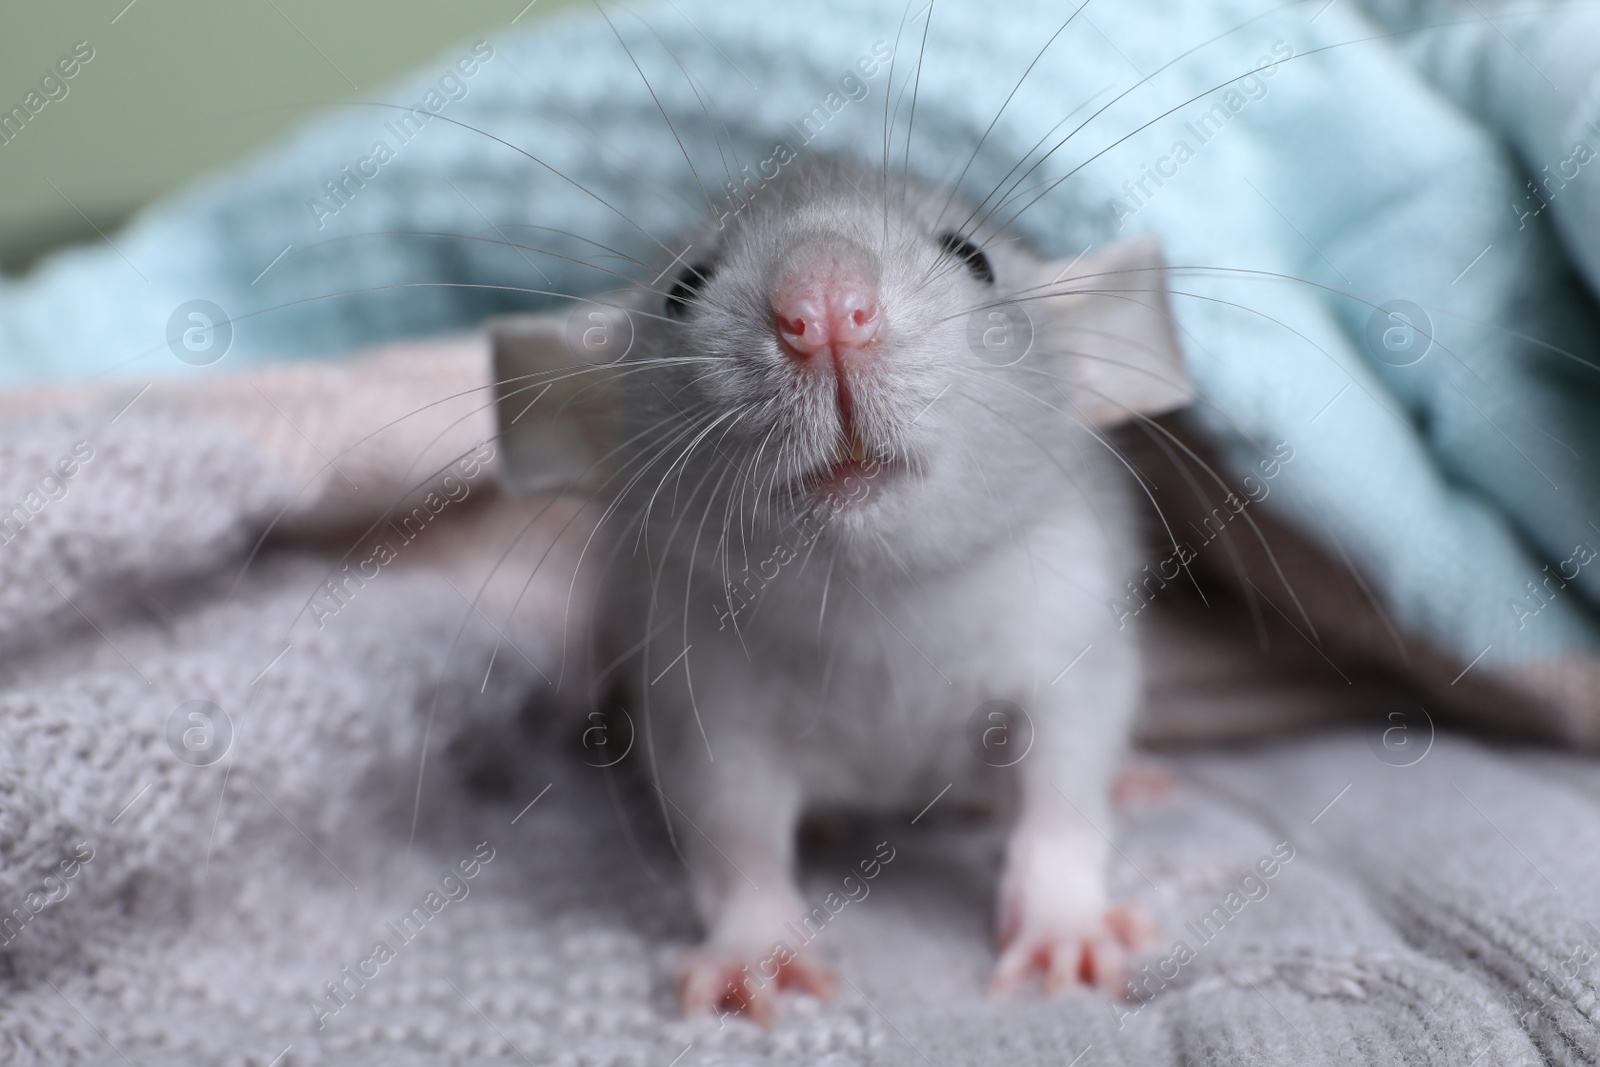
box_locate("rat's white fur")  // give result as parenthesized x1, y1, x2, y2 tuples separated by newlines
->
(592, 153, 1153, 1016)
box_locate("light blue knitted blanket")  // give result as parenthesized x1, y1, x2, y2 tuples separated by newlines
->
(6, 0, 1600, 714)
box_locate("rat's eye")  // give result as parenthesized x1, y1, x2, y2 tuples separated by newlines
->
(665, 261, 717, 320)
(936, 231, 994, 284)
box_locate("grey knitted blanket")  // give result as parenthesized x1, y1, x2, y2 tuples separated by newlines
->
(1, 396, 1597, 1067)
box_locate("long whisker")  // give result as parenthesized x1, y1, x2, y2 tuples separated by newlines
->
(942, 371, 1131, 552)
(314, 100, 681, 259)
(543, 401, 734, 675)
(950, 274, 1420, 435)
(880, 0, 924, 244)
(537, 405, 738, 686)
(620, 0, 746, 204)
(231, 354, 726, 587)
(306, 228, 667, 290)
(968, 263, 1592, 462)
(1161, 264, 1600, 383)
(91, 280, 684, 383)
(899, 0, 936, 210)
(954, 0, 1310, 239)
(929, 1, 1093, 228)
(952, 362, 1321, 637)
(285, 363, 728, 636)
(397, 402, 742, 860)
(457, 396, 734, 694)
(976, 10, 1566, 241)
(593, 0, 718, 221)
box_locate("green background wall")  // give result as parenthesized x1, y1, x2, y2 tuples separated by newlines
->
(0, 0, 575, 271)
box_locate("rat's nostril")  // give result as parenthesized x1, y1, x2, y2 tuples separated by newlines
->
(837, 297, 879, 342)
(825, 291, 880, 355)
(772, 290, 833, 358)
(776, 306, 825, 358)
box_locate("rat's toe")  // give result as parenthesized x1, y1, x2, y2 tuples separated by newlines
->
(677, 950, 771, 1024)
(1104, 901, 1159, 950)
(1055, 934, 1128, 995)
(775, 952, 839, 998)
(989, 902, 1157, 999)
(987, 938, 1045, 1000)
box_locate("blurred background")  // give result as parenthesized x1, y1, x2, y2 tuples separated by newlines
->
(0, 0, 577, 272)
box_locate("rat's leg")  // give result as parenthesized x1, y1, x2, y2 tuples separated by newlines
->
(988, 643, 1156, 997)
(667, 754, 836, 1023)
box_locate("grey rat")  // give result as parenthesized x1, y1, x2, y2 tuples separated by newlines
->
(491, 150, 1192, 1022)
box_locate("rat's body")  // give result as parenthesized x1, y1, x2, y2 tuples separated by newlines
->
(563, 153, 1181, 1020)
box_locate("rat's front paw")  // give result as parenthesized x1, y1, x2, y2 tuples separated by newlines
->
(676, 943, 838, 1025)
(990, 820, 1157, 998)
(988, 900, 1156, 997)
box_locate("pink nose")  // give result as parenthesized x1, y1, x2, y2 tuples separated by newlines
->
(772, 261, 881, 360)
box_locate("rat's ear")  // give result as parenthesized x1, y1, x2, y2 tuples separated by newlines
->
(488, 310, 622, 496)
(1030, 236, 1194, 428)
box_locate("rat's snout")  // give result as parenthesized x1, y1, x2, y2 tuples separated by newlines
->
(770, 247, 882, 364)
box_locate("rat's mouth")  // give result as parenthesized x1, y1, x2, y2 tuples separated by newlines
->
(789, 430, 904, 510)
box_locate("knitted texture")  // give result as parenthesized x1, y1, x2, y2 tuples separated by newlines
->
(0, 400, 1594, 1065)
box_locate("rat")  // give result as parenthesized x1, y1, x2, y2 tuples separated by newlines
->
(490, 150, 1192, 1023)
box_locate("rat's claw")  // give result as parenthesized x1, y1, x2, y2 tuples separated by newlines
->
(987, 937, 1045, 999)
(677, 951, 764, 1024)
(1104, 901, 1160, 948)
(676, 947, 837, 1025)
(988, 902, 1156, 999)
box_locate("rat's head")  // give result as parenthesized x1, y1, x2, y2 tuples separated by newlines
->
(607, 153, 1187, 574)
(491, 152, 1189, 577)
(634, 157, 1023, 562)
